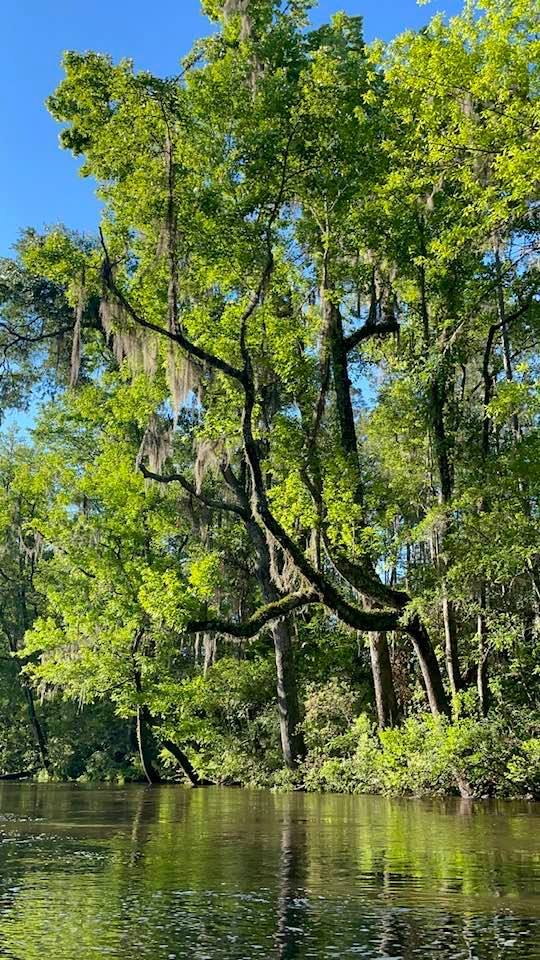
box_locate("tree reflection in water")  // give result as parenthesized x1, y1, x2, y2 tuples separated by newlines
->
(275, 796, 308, 958)
(0, 785, 538, 959)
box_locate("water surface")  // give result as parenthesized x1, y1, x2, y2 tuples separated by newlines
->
(0, 784, 538, 959)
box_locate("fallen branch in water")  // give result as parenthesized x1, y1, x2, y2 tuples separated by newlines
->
(0, 768, 39, 781)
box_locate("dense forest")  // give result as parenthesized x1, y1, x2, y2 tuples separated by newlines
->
(0, 0, 538, 797)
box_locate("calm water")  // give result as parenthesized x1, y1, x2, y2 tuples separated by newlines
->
(0, 785, 538, 959)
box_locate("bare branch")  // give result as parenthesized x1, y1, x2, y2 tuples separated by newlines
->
(344, 318, 400, 353)
(441, 286, 536, 357)
(238, 123, 297, 352)
(139, 463, 249, 519)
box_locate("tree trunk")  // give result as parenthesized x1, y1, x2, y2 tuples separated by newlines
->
(160, 738, 208, 787)
(363, 597, 399, 728)
(442, 592, 462, 699)
(22, 682, 49, 771)
(431, 377, 462, 696)
(408, 617, 451, 717)
(244, 514, 306, 770)
(477, 586, 490, 717)
(494, 248, 520, 439)
(323, 295, 363, 503)
(136, 706, 161, 785)
(271, 617, 305, 768)
(322, 286, 449, 721)
(134, 664, 207, 786)
(369, 632, 400, 728)
(6, 632, 49, 771)
(11, 584, 50, 771)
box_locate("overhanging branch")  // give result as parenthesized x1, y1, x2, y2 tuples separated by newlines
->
(99, 229, 245, 384)
(139, 463, 249, 520)
(186, 590, 321, 638)
(321, 529, 409, 611)
(344, 318, 400, 353)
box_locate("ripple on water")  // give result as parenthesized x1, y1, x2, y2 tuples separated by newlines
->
(0, 785, 537, 959)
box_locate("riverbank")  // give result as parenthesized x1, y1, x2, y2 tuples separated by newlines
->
(4, 706, 538, 801)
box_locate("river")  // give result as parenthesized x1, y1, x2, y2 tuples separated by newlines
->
(0, 784, 538, 958)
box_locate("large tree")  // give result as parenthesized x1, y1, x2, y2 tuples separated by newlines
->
(8, 0, 539, 779)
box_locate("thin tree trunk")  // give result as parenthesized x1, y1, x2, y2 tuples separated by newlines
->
(442, 591, 462, 699)
(476, 322, 499, 705)
(423, 222, 461, 698)
(369, 632, 400, 728)
(477, 586, 489, 717)
(363, 597, 399, 728)
(12, 580, 50, 770)
(22, 683, 49, 771)
(243, 512, 305, 769)
(408, 617, 451, 717)
(134, 660, 207, 786)
(136, 706, 161, 785)
(160, 738, 208, 787)
(6, 633, 49, 771)
(494, 248, 520, 440)
(431, 377, 462, 696)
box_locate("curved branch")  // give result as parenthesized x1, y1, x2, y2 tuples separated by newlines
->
(344, 318, 400, 353)
(139, 463, 249, 520)
(239, 357, 403, 633)
(302, 465, 408, 612)
(321, 529, 409, 610)
(185, 590, 321, 638)
(441, 292, 535, 356)
(238, 122, 298, 350)
(99, 229, 245, 384)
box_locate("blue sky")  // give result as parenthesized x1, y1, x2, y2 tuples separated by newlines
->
(0, 0, 463, 259)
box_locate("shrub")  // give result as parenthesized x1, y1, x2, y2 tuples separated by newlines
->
(299, 706, 540, 799)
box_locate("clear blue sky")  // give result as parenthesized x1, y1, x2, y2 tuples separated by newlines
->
(0, 0, 463, 259)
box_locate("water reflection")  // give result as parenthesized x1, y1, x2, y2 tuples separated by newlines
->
(0, 784, 538, 959)
(275, 797, 308, 958)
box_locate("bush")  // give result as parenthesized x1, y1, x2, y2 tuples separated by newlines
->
(156, 656, 283, 785)
(299, 705, 540, 799)
(302, 679, 362, 753)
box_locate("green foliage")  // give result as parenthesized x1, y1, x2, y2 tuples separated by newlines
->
(301, 709, 540, 799)
(0, 0, 538, 795)
(155, 656, 282, 785)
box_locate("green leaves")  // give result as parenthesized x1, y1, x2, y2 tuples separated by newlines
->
(0, 0, 538, 786)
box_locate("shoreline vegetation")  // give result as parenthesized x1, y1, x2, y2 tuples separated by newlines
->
(0, 707, 539, 802)
(0, 0, 539, 801)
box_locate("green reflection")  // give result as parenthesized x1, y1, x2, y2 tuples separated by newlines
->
(0, 785, 538, 959)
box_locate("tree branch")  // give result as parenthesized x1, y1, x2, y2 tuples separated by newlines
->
(99, 229, 245, 384)
(321, 529, 409, 611)
(441, 291, 536, 357)
(139, 463, 249, 519)
(186, 588, 400, 637)
(344, 317, 400, 353)
(239, 352, 403, 633)
(186, 590, 321, 638)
